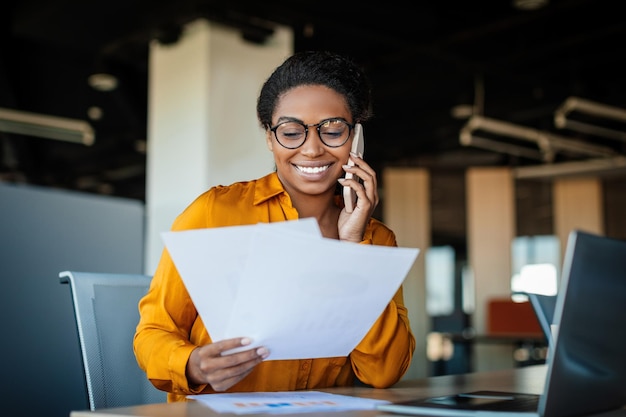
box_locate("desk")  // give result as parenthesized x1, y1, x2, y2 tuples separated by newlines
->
(447, 332, 550, 368)
(69, 365, 624, 417)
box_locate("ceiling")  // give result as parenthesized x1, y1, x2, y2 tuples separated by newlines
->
(2, 0, 625, 207)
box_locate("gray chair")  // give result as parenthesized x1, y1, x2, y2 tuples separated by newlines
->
(60, 270, 167, 410)
(514, 291, 557, 345)
(526, 292, 557, 345)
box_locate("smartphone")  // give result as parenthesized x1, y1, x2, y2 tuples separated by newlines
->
(343, 123, 365, 213)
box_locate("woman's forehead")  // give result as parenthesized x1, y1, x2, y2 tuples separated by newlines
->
(274, 85, 350, 121)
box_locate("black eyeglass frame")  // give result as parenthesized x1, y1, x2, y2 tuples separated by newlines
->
(269, 118, 355, 149)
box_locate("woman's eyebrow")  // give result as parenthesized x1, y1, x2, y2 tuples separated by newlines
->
(274, 116, 303, 124)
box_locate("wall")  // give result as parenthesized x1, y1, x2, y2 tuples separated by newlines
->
(0, 182, 144, 417)
(383, 168, 431, 379)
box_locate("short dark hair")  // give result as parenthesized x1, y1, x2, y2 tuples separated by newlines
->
(256, 50, 373, 129)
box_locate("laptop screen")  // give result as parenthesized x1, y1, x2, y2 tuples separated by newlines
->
(376, 230, 626, 417)
(539, 230, 626, 417)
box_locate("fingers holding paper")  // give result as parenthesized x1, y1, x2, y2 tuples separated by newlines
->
(186, 337, 269, 392)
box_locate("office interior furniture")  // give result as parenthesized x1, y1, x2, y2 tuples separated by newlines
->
(520, 292, 557, 345)
(0, 182, 145, 417)
(485, 297, 549, 366)
(486, 298, 544, 337)
(60, 271, 166, 410)
(67, 364, 626, 417)
(66, 364, 540, 416)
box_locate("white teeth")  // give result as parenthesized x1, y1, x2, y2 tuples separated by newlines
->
(297, 165, 329, 174)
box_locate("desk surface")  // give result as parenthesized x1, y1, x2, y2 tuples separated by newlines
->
(69, 365, 625, 417)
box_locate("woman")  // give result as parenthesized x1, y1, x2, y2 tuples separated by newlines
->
(133, 50, 415, 401)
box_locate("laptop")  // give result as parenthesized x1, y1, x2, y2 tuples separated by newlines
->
(377, 229, 626, 417)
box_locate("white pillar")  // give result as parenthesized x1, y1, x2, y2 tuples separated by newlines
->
(383, 167, 431, 379)
(553, 177, 604, 263)
(466, 167, 516, 371)
(145, 19, 292, 274)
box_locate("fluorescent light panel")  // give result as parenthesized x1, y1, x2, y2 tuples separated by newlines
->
(554, 97, 626, 143)
(513, 156, 626, 179)
(460, 115, 617, 159)
(0, 107, 94, 146)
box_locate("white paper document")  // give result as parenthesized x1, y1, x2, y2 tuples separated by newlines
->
(161, 218, 419, 360)
(188, 390, 390, 414)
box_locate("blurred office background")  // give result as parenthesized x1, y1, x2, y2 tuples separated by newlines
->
(1, 1, 625, 416)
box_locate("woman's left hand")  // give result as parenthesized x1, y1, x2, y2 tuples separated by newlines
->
(337, 152, 379, 242)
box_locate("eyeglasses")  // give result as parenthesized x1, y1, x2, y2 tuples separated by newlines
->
(269, 118, 354, 149)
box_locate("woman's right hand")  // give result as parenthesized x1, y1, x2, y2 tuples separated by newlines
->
(186, 337, 269, 392)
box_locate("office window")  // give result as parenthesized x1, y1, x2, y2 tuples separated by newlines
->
(461, 264, 475, 314)
(425, 246, 455, 316)
(510, 235, 560, 301)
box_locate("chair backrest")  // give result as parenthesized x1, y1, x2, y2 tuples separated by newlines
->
(59, 270, 167, 410)
(512, 291, 557, 345)
(526, 292, 557, 345)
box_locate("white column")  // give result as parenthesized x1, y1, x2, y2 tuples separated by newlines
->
(145, 19, 292, 274)
(553, 177, 604, 262)
(466, 167, 516, 371)
(383, 167, 431, 379)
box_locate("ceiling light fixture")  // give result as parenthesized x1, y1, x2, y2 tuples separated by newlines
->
(88, 73, 119, 92)
(460, 115, 617, 162)
(513, 156, 626, 179)
(554, 96, 626, 142)
(451, 104, 476, 120)
(0, 107, 95, 146)
(512, 0, 549, 11)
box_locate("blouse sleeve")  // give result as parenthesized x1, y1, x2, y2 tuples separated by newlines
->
(133, 192, 214, 394)
(349, 219, 416, 388)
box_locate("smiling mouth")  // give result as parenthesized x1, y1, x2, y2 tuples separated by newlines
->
(295, 165, 330, 174)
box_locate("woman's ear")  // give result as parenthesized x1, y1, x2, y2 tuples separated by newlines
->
(265, 130, 274, 151)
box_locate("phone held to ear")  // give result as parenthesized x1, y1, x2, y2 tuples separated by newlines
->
(343, 123, 364, 213)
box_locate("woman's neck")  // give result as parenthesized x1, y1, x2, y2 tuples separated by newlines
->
(290, 192, 341, 239)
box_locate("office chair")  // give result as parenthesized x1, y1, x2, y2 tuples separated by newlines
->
(60, 271, 167, 410)
(526, 292, 557, 345)
(513, 291, 557, 345)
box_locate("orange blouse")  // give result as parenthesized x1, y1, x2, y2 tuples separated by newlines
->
(133, 172, 415, 402)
